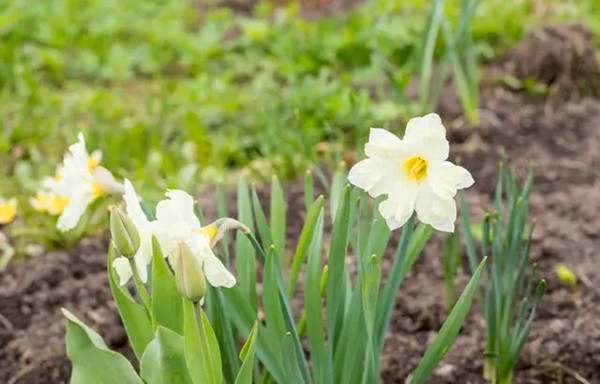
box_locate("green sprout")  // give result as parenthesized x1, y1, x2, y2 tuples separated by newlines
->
(461, 163, 546, 384)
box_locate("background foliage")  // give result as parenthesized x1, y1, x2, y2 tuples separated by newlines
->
(1, 0, 598, 252)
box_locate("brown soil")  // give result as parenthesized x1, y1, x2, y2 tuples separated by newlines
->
(1, 25, 599, 383)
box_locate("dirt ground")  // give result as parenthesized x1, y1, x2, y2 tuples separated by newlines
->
(1, 24, 599, 383)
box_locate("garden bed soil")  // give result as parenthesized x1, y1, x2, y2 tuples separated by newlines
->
(1, 24, 599, 383)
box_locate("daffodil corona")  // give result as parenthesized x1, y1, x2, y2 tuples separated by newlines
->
(33, 133, 122, 231)
(348, 113, 474, 232)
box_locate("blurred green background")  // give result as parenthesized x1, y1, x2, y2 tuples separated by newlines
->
(0, 0, 598, 253)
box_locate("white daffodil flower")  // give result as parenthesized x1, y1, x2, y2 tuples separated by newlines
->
(112, 179, 154, 285)
(36, 133, 122, 232)
(348, 113, 474, 232)
(153, 189, 236, 288)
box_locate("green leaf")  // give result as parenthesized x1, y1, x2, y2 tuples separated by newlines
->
(140, 326, 193, 384)
(63, 309, 143, 384)
(288, 195, 325, 297)
(251, 186, 274, 251)
(234, 322, 259, 384)
(281, 332, 304, 383)
(263, 246, 286, 337)
(221, 288, 286, 383)
(270, 175, 286, 260)
(150, 236, 183, 334)
(236, 179, 257, 311)
(409, 257, 487, 384)
(305, 211, 331, 384)
(206, 288, 240, 383)
(107, 246, 153, 360)
(329, 162, 346, 223)
(183, 299, 223, 384)
(333, 290, 367, 383)
(304, 169, 314, 211)
(375, 219, 433, 351)
(327, 186, 352, 354)
(418, 0, 445, 111)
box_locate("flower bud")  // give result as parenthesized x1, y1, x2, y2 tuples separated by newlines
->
(110, 206, 140, 258)
(173, 241, 206, 302)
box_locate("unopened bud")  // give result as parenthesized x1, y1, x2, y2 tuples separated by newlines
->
(110, 207, 140, 258)
(173, 242, 206, 302)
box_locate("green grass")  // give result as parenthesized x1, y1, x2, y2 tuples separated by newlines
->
(0, 0, 597, 253)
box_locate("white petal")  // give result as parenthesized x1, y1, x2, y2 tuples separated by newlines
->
(150, 221, 178, 257)
(133, 230, 153, 284)
(93, 167, 123, 193)
(428, 161, 474, 199)
(364, 128, 404, 159)
(188, 234, 235, 288)
(377, 181, 418, 230)
(63, 133, 90, 174)
(348, 158, 396, 198)
(113, 257, 133, 286)
(123, 179, 149, 227)
(403, 113, 449, 161)
(203, 252, 236, 288)
(415, 186, 457, 232)
(155, 189, 200, 230)
(57, 191, 92, 231)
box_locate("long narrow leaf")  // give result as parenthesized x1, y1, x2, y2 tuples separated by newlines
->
(409, 257, 487, 383)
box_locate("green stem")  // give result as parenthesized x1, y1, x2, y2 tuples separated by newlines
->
(483, 357, 495, 382)
(129, 258, 151, 310)
(497, 371, 513, 384)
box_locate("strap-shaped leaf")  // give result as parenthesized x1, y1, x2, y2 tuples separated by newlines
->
(409, 257, 487, 383)
(305, 211, 331, 384)
(234, 322, 259, 384)
(183, 298, 223, 384)
(270, 175, 286, 260)
(140, 326, 193, 384)
(236, 179, 257, 311)
(63, 309, 143, 384)
(288, 196, 325, 296)
(107, 245, 153, 359)
(327, 186, 352, 353)
(150, 236, 183, 334)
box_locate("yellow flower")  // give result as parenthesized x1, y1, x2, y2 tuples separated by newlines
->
(555, 264, 577, 289)
(0, 198, 17, 225)
(30, 192, 70, 215)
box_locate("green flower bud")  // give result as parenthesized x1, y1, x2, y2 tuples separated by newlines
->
(173, 241, 206, 302)
(110, 206, 140, 258)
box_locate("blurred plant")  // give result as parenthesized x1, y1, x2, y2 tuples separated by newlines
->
(417, 0, 481, 122)
(555, 264, 578, 291)
(461, 164, 546, 384)
(0, 197, 18, 225)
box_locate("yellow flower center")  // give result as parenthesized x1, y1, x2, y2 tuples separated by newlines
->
(92, 181, 106, 198)
(0, 200, 17, 225)
(403, 155, 428, 182)
(198, 224, 218, 244)
(88, 157, 100, 171)
(49, 196, 70, 215)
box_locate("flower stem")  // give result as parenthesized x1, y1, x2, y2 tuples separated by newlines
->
(129, 258, 151, 310)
